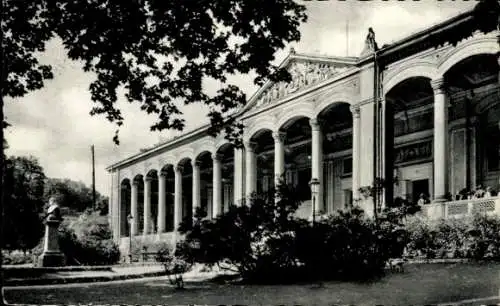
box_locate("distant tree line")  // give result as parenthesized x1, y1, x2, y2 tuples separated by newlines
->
(2, 155, 108, 251)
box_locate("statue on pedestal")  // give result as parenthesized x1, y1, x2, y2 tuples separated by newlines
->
(38, 196, 66, 267)
(360, 27, 379, 57)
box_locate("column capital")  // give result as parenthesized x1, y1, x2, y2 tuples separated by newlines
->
(212, 152, 223, 162)
(431, 78, 446, 94)
(144, 176, 153, 182)
(158, 170, 168, 178)
(272, 131, 286, 143)
(175, 165, 184, 174)
(191, 160, 202, 168)
(309, 118, 321, 131)
(132, 179, 140, 186)
(349, 105, 360, 118)
(243, 140, 257, 152)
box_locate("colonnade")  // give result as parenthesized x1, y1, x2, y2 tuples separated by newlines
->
(123, 76, 453, 237)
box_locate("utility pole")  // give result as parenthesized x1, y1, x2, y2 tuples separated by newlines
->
(91, 145, 96, 211)
(346, 19, 349, 57)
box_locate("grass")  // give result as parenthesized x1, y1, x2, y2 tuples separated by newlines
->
(4, 262, 500, 305)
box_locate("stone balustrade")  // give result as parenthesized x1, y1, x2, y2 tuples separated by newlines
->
(422, 196, 500, 220)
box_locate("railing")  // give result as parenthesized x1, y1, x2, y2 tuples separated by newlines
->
(422, 196, 500, 220)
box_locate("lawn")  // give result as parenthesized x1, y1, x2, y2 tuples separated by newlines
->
(5, 262, 500, 305)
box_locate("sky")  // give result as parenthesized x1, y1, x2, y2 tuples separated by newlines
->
(5, 1, 477, 197)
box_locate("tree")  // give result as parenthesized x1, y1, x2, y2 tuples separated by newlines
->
(2, 156, 46, 251)
(3, 0, 308, 146)
(44, 178, 106, 213)
(1, 2, 306, 293)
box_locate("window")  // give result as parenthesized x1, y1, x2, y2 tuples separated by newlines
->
(344, 189, 353, 209)
(343, 157, 352, 175)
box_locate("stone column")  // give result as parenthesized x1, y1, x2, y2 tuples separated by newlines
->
(245, 140, 257, 199)
(273, 131, 286, 187)
(157, 172, 166, 234)
(233, 147, 244, 205)
(143, 176, 152, 235)
(174, 166, 183, 232)
(130, 180, 138, 236)
(212, 153, 222, 217)
(192, 160, 201, 216)
(310, 118, 324, 214)
(350, 105, 361, 201)
(432, 78, 449, 202)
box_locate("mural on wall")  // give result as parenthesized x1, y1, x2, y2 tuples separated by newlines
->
(394, 140, 433, 165)
(254, 60, 350, 109)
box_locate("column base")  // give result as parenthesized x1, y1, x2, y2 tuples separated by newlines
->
(38, 251, 66, 267)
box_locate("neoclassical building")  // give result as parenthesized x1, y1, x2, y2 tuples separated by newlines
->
(107, 9, 499, 248)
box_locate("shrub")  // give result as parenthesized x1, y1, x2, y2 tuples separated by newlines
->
(154, 247, 191, 289)
(2, 250, 33, 265)
(294, 208, 403, 281)
(32, 212, 120, 266)
(176, 181, 403, 283)
(403, 214, 500, 261)
(468, 215, 500, 260)
(176, 181, 306, 283)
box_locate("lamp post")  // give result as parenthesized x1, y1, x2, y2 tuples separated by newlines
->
(309, 178, 320, 227)
(309, 178, 321, 286)
(127, 214, 133, 263)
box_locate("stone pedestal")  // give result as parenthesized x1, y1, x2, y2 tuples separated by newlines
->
(38, 219, 65, 267)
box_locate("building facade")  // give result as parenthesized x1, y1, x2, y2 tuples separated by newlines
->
(107, 11, 500, 247)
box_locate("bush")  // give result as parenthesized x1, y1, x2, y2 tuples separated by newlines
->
(294, 208, 404, 281)
(403, 214, 500, 261)
(32, 212, 120, 266)
(176, 181, 403, 283)
(154, 247, 190, 289)
(2, 250, 33, 265)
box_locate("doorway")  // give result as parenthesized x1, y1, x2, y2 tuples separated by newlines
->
(412, 179, 430, 204)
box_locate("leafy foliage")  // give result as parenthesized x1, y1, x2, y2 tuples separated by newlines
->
(3, 0, 308, 145)
(33, 211, 120, 266)
(155, 247, 191, 290)
(44, 178, 107, 213)
(380, 196, 422, 225)
(176, 182, 402, 283)
(68, 211, 120, 265)
(2, 156, 46, 251)
(2, 250, 34, 265)
(404, 214, 500, 261)
(295, 208, 405, 281)
(2, 1, 55, 98)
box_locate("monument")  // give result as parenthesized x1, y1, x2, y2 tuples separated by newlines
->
(38, 196, 66, 267)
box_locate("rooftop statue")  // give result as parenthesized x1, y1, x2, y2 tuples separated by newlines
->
(360, 27, 379, 57)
